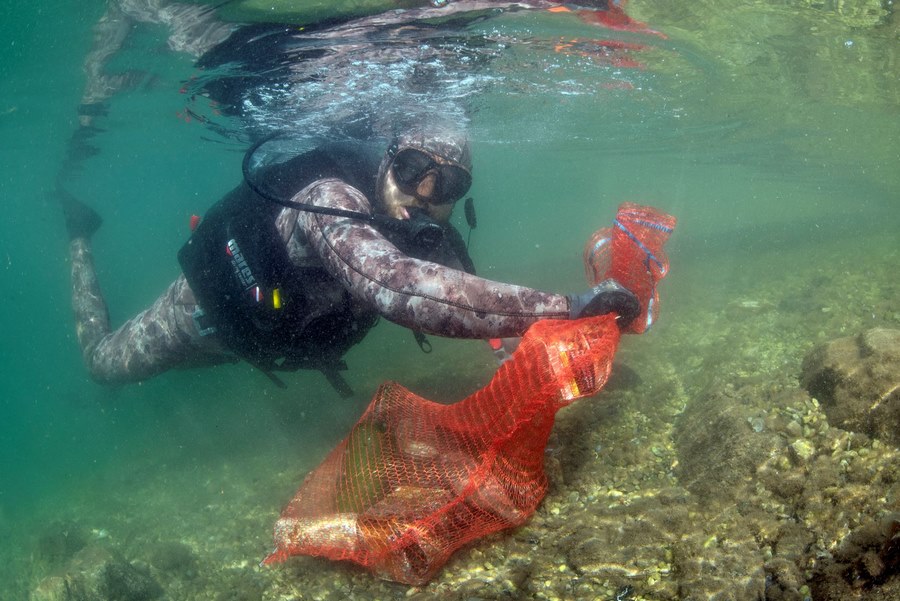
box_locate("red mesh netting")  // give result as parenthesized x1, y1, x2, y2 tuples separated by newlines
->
(584, 203, 676, 334)
(263, 203, 676, 585)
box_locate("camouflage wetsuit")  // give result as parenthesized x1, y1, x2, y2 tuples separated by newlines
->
(70, 174, 570, 383)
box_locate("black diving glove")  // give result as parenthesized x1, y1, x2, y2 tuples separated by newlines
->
(567, 279, 640, 328)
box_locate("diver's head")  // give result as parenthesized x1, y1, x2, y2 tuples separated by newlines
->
(377, 126, 472, 223)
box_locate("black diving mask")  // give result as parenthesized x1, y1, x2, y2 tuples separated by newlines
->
(390, 147, 472, 205)
(241, 134, 445, 255)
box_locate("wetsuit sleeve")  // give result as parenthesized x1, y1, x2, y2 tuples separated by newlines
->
(289, 179, 571, 339)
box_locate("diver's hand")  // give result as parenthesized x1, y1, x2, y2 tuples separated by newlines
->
(567, 279, 640, 328)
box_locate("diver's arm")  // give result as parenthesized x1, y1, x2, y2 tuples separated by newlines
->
(287, 179, 571, 339)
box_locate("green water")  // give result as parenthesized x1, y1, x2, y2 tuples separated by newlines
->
(0, 1, 897, 599)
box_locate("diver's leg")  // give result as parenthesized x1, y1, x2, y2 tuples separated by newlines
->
(117, 0, 234, 57)
(285, 180, 571, 339)
(70, 238, 230, 383)
(157, 2, 235, 56)
(80, 2, 138, 112)
(70, 237, 112, 364)
(78, 0, 233, 117)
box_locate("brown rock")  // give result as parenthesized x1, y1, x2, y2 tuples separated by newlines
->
(673, 389, 784, 503)
(30, 545, 162, 601)
(811, 515, 900, 600)
(801, 328, 900, 446)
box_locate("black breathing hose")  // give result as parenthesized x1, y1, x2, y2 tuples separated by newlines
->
(240, 134, 445, 253)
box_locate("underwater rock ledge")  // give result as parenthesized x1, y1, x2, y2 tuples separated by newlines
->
(801, 328, 900, 447)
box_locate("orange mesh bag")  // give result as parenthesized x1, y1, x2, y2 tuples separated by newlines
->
(584, 202, 676, 334)
(263, 203, 676, 585)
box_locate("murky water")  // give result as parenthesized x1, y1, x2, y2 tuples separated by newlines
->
(0, 1, 897, 598)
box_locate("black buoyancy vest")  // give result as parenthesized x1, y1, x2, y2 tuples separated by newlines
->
(178, 144, 380, 392)
(177, 143, 474, 393)
(178, 183, 376, 377)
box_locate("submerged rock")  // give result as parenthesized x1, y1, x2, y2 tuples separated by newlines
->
(29, 545, 162, 601)
(147, 540, 198, 576)
(673, 388, 784, 503)
(34, 521, 89, 567)
(811, 515, 900, 600)
(801, 328, 900, 446)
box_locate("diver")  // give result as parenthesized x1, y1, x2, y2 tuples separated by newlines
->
(60, 1, 641, 391)
(62, 125, 639, 393)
